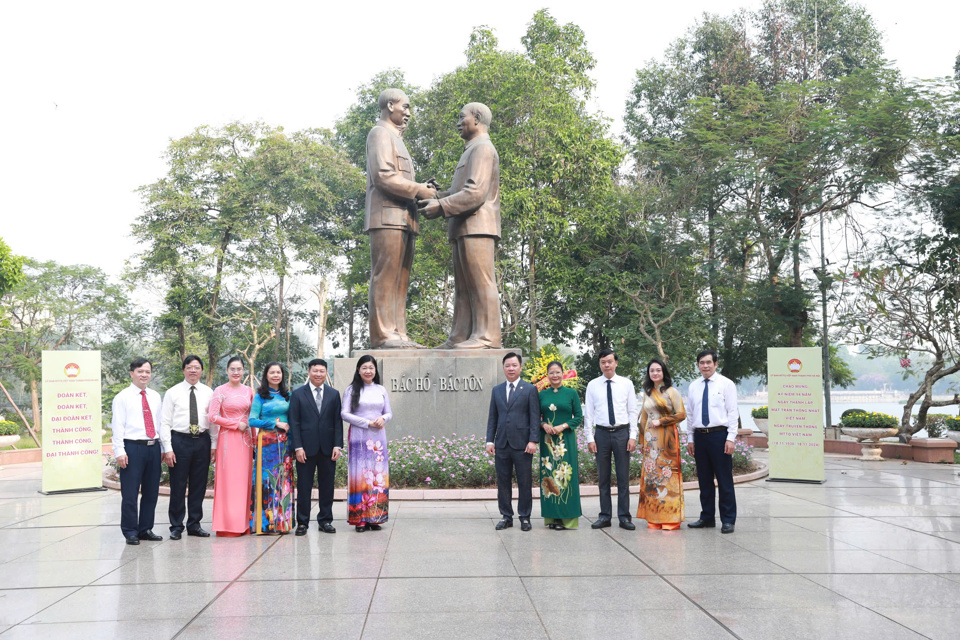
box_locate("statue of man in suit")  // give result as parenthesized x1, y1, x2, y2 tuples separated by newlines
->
(365, 89, 438, 349)
(418, 102, 502, 349)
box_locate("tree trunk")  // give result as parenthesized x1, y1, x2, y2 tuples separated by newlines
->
(528, 236, 537, 352)
(0, 380, 41, 446)
(30, 377, 40, 434)
(314, 280, 328, 358)
(205, 229, 231, 386)
(347, 285, 355, 355)
(708, 204, 719, 340)
(273, 275, 284, 361)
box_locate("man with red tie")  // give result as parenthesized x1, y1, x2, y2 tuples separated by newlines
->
(111, 358, 164, 545)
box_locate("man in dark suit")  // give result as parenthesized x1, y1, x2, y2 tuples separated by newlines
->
(289, 358, 343, 535)
(485, 352, 540, 531)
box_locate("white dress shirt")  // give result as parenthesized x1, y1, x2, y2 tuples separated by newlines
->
(583, 374, 640, 443)
(686, 372, 739, 442)
(111, 384, 163, 458)
(160, 379, 216, 452)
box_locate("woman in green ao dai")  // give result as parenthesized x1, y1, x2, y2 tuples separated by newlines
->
(538, 360, 583, 529)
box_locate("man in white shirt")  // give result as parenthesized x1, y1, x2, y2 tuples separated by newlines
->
(685, 349, 739, 534)
(111, 358, 163, 545)
(584, 349, 639, 530)
(160, 355, 215, 540)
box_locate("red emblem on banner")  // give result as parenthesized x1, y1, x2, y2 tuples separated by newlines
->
(787, 359, 802, 373)
(64, 363, 80, 377)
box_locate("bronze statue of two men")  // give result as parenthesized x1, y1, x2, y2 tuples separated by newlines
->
(365, 89, 502, 350)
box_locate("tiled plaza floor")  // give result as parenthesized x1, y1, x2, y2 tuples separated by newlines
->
(1, 453, 958, 639)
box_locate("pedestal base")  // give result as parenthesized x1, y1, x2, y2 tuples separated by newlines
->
(858, 443, 884, 461)
(331, 350, 510, 441)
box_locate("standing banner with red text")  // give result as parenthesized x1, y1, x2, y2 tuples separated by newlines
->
(41, 351, 104, 493)
(767, 347, 825, 483)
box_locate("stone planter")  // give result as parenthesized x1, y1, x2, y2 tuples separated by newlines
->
(840, 427, 900, 461)
(0, 434, 21, 449)
(753, 418, 769, 435)
(946, 430, 960, 446)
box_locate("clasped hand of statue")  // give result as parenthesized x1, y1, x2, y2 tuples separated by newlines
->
(417, 177, 443, 220)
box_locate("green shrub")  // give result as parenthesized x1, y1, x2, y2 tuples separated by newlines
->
(840, 408, 867, 419)
(923, 414, 953, 439)
(840, 411, 898, 429)
(945, 417, 960, 432)
(751, 406, 768, 419)
(0, 421, 20, 436)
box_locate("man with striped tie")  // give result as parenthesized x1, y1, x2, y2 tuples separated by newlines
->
(111, 358, 164, 545)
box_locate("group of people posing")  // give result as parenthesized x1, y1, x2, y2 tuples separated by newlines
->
(487, 348, 739, 534)
(110, 346, 739, 545)
(111, 354, 392, 544)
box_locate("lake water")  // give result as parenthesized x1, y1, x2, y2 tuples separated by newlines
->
(736, 401, 953, 437)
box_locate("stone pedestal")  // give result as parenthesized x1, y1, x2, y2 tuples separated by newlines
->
(330, 349, 512, 441)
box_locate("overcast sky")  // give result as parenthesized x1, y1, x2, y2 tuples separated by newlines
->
(2, 0, 957, 280)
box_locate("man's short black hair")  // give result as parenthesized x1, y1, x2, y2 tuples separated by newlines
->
(182, 354, 204, 370)
(597, 348, 618, 362)
(307, 358, 328, 369)
(696, 349, 719, 364)
(502, 352, 522, 365)
(129, 358, 152, 371)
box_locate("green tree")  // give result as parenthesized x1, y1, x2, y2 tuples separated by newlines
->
(0, 259, 137, 432)
(407, 10, 623, 351)
(133, 122, 364, 374)
(0, 239, 23, 298)
(625, 0, 918, 379)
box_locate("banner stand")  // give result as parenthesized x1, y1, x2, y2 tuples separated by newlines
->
(766, 347, 827, 484)
(39, 487, 107, 495)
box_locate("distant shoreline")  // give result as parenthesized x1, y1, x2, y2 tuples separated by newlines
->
(741, 393, 955, 405)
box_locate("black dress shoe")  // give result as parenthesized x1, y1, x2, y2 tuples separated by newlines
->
(295, 524, 308, 536)
(124, 536, 140, 546)
(138, 530, 163, 541)
(187, 527, 211, 538)
(169, 530, 182, 540)
(619, 520, 636, 531)
(721, 523, 735, 534)
(520, 519, 532, 532)
(355, 525, 368, 533)
(495, 518, 513, 530)
(591, 518, 611, 529)
(687, 519, 716, 529)
(368, 524, 382, 531)
(547, 523, 560, 530)
(318, 522, 336, 534)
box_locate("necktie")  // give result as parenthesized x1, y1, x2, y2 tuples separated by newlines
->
(606, 379, 616, 426)
(141, 389, 156, 438)
(315, 385, 323, 412)
(189, 385, 199, 435)
(701, 378, 710, 427)
(507, 382, 515, 402)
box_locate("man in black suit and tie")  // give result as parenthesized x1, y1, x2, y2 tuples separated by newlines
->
(486, 352, 540, 531)
(289, 358, 343, 535)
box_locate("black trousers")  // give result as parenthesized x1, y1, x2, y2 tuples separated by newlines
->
(296, 451, 337, 525)
(693, 429, 737, 524)
(119, 440, 161, 538)
(495, 446, 533, 519)
(168, 431, 211, 533)
(595, 427, 631, 522)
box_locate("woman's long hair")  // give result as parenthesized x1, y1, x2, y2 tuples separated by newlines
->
(349, 354, 381, 412)
(642, 358, 673, 395)
(258, 361, 289, 400)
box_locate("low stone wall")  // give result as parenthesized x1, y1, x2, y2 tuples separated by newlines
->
(745, 434, 956, 463)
